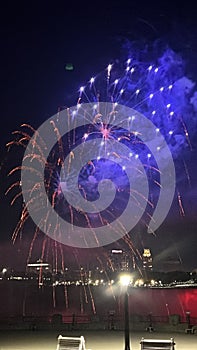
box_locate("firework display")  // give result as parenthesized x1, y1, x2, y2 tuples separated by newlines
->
(4, 45, 197, 275)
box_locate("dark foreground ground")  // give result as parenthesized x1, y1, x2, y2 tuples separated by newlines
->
(0, 330, 196, 350)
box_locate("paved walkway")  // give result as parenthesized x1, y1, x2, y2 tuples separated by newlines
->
(0, 330, 196, 350)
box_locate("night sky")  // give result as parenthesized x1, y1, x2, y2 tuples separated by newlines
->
(0, 1, 197, 272)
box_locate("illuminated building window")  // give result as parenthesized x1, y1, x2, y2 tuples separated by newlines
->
(142, 248, 153, 270)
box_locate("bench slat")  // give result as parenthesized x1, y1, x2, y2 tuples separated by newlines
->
(140, 338, 175, 350)
(56, 335, 86, 350)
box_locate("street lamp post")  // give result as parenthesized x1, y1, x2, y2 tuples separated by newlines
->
(120, 274, 132, 350)
(124, 287, 130, 350)
(186, 311, 191, 329)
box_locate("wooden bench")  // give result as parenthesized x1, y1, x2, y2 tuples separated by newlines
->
(140, 337, 175, 350)
(185, 325, 197, 334)
(192, 325, 197, 334)
(56, 335, 86, 350)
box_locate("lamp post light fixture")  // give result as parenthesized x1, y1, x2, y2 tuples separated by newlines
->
(120, 274, 132, 350)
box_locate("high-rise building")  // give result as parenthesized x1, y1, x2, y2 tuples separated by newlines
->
(27, 259, 52, 274)
(142, 248, 153, 270)
(109, 249, 130, 271)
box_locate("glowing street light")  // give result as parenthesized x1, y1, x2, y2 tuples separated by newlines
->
(120, 274, 132, 350)
(120, 274, 131, 287)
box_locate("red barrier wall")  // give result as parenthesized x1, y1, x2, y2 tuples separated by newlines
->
(0, 283, 197, 320)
